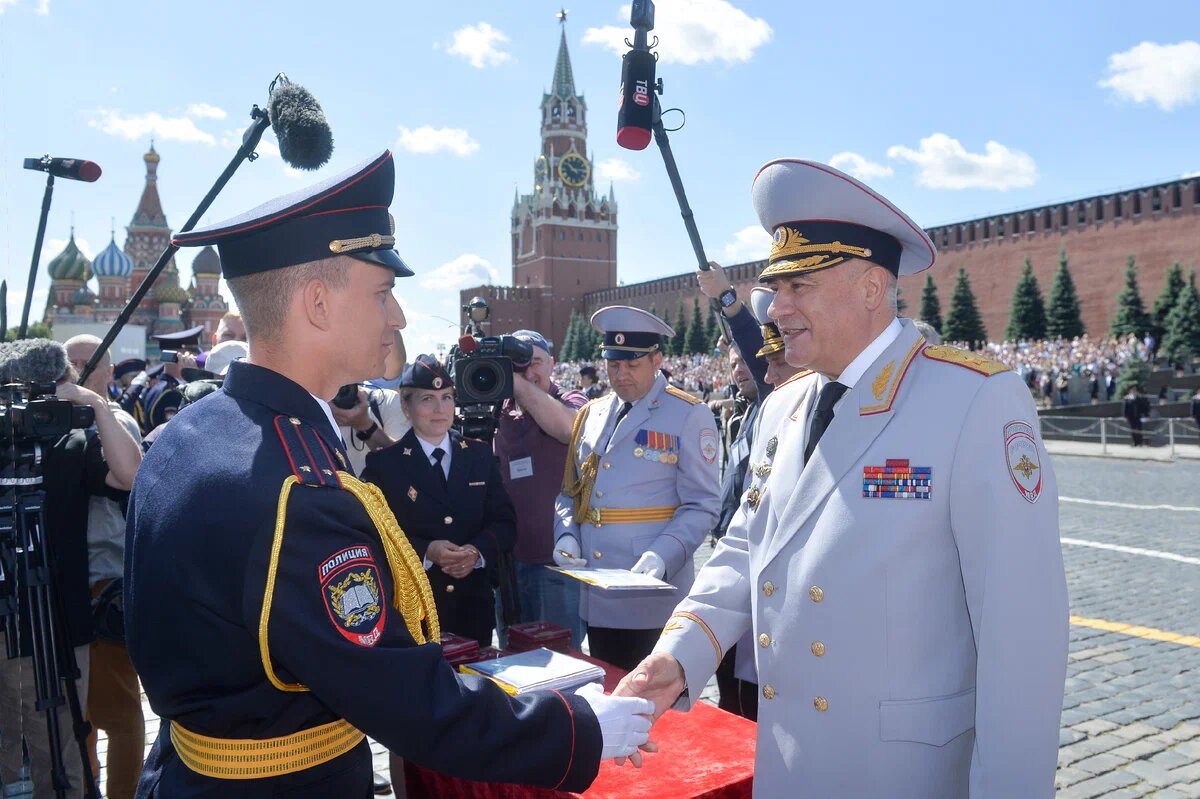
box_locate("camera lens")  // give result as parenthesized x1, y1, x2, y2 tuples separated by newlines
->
(462, 360, 506, 403)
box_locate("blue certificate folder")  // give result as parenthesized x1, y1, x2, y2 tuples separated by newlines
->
(459, 648, 605, 696)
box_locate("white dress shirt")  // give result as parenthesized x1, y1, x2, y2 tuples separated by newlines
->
(416, 432, 452, 479)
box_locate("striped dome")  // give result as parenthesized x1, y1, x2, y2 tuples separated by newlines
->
(47, 233, 92, 281)
(93, 236, 133, 277)
(191, 245, 222, 275)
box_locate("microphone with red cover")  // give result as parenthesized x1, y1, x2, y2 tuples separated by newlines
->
(22, 156, 102, 182)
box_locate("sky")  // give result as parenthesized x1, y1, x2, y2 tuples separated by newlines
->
(2, 0, 1199, 358)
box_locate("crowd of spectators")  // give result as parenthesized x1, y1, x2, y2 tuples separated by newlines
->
(553, 353, 732, 401)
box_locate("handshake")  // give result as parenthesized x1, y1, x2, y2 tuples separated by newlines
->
(573, 653, 688, 767)
(553, 533, 666, 580)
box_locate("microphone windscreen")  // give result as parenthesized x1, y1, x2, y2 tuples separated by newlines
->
(616, 49, 656, 151)
(268, 82, 334, 170)
(78, 161, 103, 182)
(0, 338, 69, 384)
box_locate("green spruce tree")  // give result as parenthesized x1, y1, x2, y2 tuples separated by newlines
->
(1005, 257, 1047, 341)
(1151, 262, 1186, 345)
(896, 284, 908, 315)
(671, 302, 688, 357)
(1110, 255, 1153, 339)
(1045, 245, 1085, 339)
(1161, 271, 1200, 368)
(1115, 349, 1151, 398)
(687, 297, 708, 354)
(560, 312, 580, 361)
(918, 274, 942, 335)
(649, 304, 670, 354)
(942, 268, 987, 347)
(704, 306, 721, 352)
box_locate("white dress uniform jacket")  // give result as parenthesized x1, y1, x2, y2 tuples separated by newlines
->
(555, 373, 721, 630)
(655, 319, 1069, 798)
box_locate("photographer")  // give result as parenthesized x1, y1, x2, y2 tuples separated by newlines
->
(331, 383, 409, 476)
(138, 326, 205, 435)
(0, 338, 141, 798)
(64, 335, 146, 799)
(493, 330, 589, 647)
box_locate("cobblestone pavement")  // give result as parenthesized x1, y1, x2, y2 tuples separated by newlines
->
(98, 454, 1198, 797)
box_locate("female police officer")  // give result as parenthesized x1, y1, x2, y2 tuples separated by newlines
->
(362, 355, 516, 647)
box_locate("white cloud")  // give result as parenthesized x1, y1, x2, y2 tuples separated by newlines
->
(88, 109, 215, 145)
(185, 102, 227, 120)
(1183, 169, 1200, 179)
(887, 133, 1038, 191)
(584, 0, 772, 65)
(396, 125, 480, 157)
(722, 225, 771, 263)
(0, 0, 18, 11)
(1099, 41, 1200, 111)
(595, 157, 640, 183)
(446, 22, 511, 69)
(419, 254, 499, 290)
(829, 152, 894, 181)
(35, 0, 47, 12)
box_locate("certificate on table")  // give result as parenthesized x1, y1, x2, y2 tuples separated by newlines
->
(547, 566, 676, 591)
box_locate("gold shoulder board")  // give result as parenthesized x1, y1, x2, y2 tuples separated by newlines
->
(665, 385, 702, 405)
(776, 368, 814, 389)
(922, 345, 1009, 376)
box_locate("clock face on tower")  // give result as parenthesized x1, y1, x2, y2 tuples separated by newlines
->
(558, 153, 590, 188)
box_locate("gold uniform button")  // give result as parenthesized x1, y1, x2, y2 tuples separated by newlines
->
(814, 696, 829, 712)
(603, 462, 611, 470)
(811, 641, 826, 657)
(762, 684, 776, 700)
(758, 633, 771, 648)
(762, 581, 775, 597)
(596, 490, 604, 498)
(809, 585, 824, 603)
(446, 585, 455, 593)
(593, 551, 603, 560)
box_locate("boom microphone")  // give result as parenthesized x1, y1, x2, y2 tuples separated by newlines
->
(22, 156, 102, 183)
(616, 48, 657, 151)
(0, 338, 69, 384)
(267, 80, 334, 170)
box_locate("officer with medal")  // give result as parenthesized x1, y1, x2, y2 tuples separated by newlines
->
(126, 151, 654, 798)
(616, 159, 1069, 798)
(554, 306, 720, 671)
(361, 354, 517, 647)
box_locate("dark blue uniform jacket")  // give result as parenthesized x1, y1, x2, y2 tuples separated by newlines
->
(125, 361, 601, 797)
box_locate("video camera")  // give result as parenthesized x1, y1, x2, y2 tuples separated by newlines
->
(0, 382, 94, 446)
(448, 297, 534, 441)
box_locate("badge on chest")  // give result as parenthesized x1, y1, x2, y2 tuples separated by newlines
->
(862, 458, 931, 500)
(633, 429, 679, 464)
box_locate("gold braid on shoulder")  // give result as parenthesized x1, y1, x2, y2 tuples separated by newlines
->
(560, 400, 599, 523)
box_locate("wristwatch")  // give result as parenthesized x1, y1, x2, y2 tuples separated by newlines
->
(355, 421, 379, 441)
(718, 288, 738, 309)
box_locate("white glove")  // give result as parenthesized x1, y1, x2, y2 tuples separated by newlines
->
(574, 682, 655, 760)
(131, 370, 149, 388)
(630, 551, 666, 580)
(553, 535, 588, 568)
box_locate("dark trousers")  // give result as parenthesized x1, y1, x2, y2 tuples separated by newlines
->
(586, 626, 660, 673)
(714, 645, 759, 721)
(1126, 415, 1144, 446)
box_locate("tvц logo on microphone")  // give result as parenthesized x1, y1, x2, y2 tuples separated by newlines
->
(633, 79, 651, 106)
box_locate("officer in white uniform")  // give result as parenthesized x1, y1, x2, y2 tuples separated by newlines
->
(617, 160, 1069, 798)
(554, 306, 720, 671)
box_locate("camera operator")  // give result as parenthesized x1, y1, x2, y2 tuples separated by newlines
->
(64, 335, 146, 799)
(0, 338, 141, 798)
(331, 384, 410, 476)
(493, 330, 589, 647)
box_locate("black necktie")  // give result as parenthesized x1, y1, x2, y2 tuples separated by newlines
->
(615, 401, 633, 426)
(431, 447, 448, 487)
(804, 382, 848, 464)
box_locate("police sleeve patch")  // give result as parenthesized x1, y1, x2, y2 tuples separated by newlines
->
(700, 428, 718, 464)
(319, 546, 386, 647)
(1004, 420, 1042, 503)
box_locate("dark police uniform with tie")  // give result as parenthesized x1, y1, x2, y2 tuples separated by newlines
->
(362, 356, 517, 647)
(126, 151, 601, 798)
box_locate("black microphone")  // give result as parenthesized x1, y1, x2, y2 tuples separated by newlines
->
(616, 48, 657, 151)
(267, 81, 334, 170)
(0, 338, 69, 384)
(22, 156, 102, 183)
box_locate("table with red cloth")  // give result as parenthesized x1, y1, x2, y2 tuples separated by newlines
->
(403, 655, 756, 798)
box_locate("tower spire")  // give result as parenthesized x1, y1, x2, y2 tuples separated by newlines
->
(551, 13, 575, 98)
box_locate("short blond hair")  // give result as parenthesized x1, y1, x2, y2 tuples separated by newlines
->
(227, 258, 350, 343)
